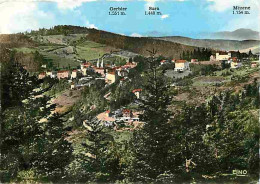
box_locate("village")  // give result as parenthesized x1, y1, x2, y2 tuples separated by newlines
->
(36, 50, 259, 131)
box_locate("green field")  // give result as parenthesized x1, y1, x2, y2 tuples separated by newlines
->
(75, 41, 108, 61)
(40, 52, 79, 69)
(13, 39, 115, 70)
(192, 66, 258, 87)
(13, 47, 37, 53)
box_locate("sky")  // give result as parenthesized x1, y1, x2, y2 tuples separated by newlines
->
(0, 0, 259, 38)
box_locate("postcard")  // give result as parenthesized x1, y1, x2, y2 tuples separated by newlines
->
(0, 0, 259, 183)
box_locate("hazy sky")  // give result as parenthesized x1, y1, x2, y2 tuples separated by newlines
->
(0, 0, 259, 38)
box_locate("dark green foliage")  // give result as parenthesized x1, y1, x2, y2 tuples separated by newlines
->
(181, 47, 212, 61)
(190, 64, 220, 76)
(0, 61, 72, 182)
(0, 52, 38, 110)
(176, 78, 193, 86)
(48, 79, 70, 96)
(39, 113, 72, 179)
(132, 55, 149, 73)
(127, 51, 174, 181)
(221, 61, 230, 69)
(110, 80, 135, 110)
(170, 105, 214, 175)
(29, 25, 89, 36)
(204, 86, 259, 177)
(66, 117, 120, 182)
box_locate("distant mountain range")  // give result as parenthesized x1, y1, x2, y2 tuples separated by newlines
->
(202, 28, 260, 41)
(155, 32, 260, 54)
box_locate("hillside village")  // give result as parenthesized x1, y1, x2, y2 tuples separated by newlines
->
(1, 26, 259, 183)
(35, 46, 259, 131)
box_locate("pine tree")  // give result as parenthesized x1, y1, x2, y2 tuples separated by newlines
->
(204, 90, 259, 176)
(66, 117, 119, 182)
(1, 51, 38, 110)
(128, 49, 173, 182)
(38, 113, 72, 179)
(170, 104, 214, 177)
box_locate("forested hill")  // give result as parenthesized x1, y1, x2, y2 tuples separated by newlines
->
(85, 29, 197, 58)
(0, 34, 36, 49)
(27, 25, 202, 59)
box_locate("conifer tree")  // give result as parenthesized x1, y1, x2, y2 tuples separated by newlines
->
(67, 117, 119, 182)
(128, 49, 173, 182)
(38, 113, 72, 179)
(1, 51, 37, 110)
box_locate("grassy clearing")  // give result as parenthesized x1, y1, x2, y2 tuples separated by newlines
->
(75, 41, 110, 60)
(40, 52, 79, 69)
(192, 76, 228, 87)
(76, 46, 105, 61)
(193, 66, 258, 87)
(38, 45, 66, 52)
(13, 38, 115, 70)
(13, 47, 37, 53)
(215, 66, 258, 77)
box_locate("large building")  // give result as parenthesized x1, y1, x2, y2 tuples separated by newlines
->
(174, 60, 190, 72)
(216, 52, 231, 61)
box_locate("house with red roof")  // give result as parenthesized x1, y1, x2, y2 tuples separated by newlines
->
(132, 88, 142, 99)
(251, 62, 258, 68)
(57, 70, 71, 79)
(174, 60, 190, 72)
(122, 109, 133, 121)
(160, 60, 167, 65)
(38, 72, 46, 79)
(230, 57, 242, 69)
(71, 69, 79, 79)
(191, 59, 198, 63)
(124, 62, 137, 68)
(80, 62, 91, 70)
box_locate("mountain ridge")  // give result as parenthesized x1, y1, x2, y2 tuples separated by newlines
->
(154, 34, 260, 53)
(204, 28, 260, 41)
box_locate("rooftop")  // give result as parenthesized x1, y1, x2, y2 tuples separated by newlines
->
(132, 88, 142, 93)
(218, 51, 229, 55)
(175, 60, 187, 63)
(58, 70, 70, 73)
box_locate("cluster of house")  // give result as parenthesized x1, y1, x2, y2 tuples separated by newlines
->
(160, 59, 191, 72)
(214, 51, 258, 69)
(160, 51, 259, 72)
(215, 52, 241, 69)
(39, 52, 257, 83)
(38, 70, 80, 80)
(96, 108, 141, 125)
(38, 58, 137, 84)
